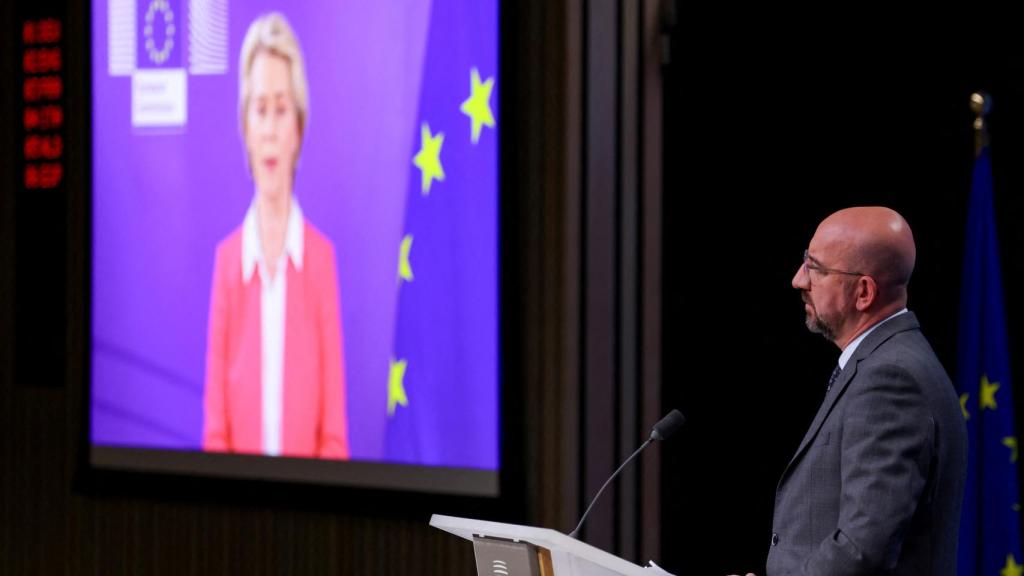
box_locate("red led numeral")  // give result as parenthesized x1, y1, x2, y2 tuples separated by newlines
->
(23, 47, 61, 74)
(23, 75, 62, 102)
(23, 19, 61, 45)
(24, 163, 63, 189)
(24, 105, 63, 131)
(24, 134, 63, 160)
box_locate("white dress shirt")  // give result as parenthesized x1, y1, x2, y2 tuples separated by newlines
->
(838, 308, 908, 370)
(241, 196, 304, 456)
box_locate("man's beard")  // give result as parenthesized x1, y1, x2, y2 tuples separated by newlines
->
(804, 302, 837, 342)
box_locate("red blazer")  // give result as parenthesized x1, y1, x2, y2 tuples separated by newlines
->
(203, 220, 349, 458)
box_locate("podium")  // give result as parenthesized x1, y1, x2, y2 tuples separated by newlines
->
(430, 514, 652, 576)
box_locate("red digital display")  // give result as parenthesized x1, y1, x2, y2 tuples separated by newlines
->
(22, 18, 64, 190)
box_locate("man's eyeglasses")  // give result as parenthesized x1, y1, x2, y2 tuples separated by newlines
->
(802, 249, 867, 280)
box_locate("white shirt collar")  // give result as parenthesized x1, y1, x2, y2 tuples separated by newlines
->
(242, 195, 304, 283)
(838, 308, 908, 369)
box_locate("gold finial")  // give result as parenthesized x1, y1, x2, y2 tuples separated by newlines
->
(971, 92, 991, 157)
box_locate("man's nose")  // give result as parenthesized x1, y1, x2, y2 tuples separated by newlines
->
(792, 263, 808, 290)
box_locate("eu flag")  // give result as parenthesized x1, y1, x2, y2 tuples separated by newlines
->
(382, 0, 499, 469)
(956, 145, 1023, 576)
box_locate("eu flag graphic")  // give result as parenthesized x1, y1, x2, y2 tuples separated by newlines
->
(137, 0, 182, 69)
(956, 145, 1024, 576)
(383, 0, 498, 469)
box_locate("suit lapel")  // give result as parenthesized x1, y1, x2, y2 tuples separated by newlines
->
(782, 363, 856, 478)
(777, 312, 921, 487)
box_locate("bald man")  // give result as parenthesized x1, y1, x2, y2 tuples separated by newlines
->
(753, 207, 966, 576)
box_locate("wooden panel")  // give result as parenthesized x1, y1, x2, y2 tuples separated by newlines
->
(538, 547, 555, 576)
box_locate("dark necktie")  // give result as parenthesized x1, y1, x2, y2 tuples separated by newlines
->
(827, 365, 842, 392)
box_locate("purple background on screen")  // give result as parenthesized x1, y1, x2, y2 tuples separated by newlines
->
(91, 0, 497, 467)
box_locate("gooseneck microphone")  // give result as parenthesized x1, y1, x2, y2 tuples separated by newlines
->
(568, 409, 686, 539)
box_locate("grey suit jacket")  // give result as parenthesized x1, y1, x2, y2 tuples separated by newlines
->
(766, 311, 967, 576)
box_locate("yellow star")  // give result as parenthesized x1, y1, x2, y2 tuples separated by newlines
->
(460, 67, 495, 144)
(1005, 437, 1019, 463)
(960, 393, 970, 420)
(1002, 554, 1023, 576)
(388, 358, 408, 416)
(398, 234, 414, 282)
(981, 374, 1000, 410)
(413, 123, 445, 195)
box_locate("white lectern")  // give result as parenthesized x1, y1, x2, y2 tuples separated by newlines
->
(430, 514, 652, 576)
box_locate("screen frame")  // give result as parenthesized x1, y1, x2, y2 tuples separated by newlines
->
(78, 0, 525, 520)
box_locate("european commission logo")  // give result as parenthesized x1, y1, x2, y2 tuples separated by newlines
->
(108, 0, 228, 128)
(139, 0, 181, 68)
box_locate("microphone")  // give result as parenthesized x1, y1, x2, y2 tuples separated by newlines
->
(650, 409, 686, 442)
(568, 409, 686, 539)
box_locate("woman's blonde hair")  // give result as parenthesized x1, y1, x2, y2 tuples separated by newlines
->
(238, 12, 309, 150)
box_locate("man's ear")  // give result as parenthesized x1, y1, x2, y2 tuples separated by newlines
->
(854, 276, 877, 312)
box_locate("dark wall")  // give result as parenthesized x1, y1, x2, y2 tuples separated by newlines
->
(661, 15, 1024, 575)
(0, 1, 582, 574)
(10, 3, 1024, 575)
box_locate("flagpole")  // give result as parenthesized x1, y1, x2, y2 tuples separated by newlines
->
(971, 91, 991, 158)
(959, 89, 1024, 576)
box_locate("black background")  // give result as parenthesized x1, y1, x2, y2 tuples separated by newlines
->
(4, 3, 1024, 574)
(661, 15, 1024, 575)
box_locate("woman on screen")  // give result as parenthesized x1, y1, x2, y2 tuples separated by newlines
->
(203, 12, 349, 459)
